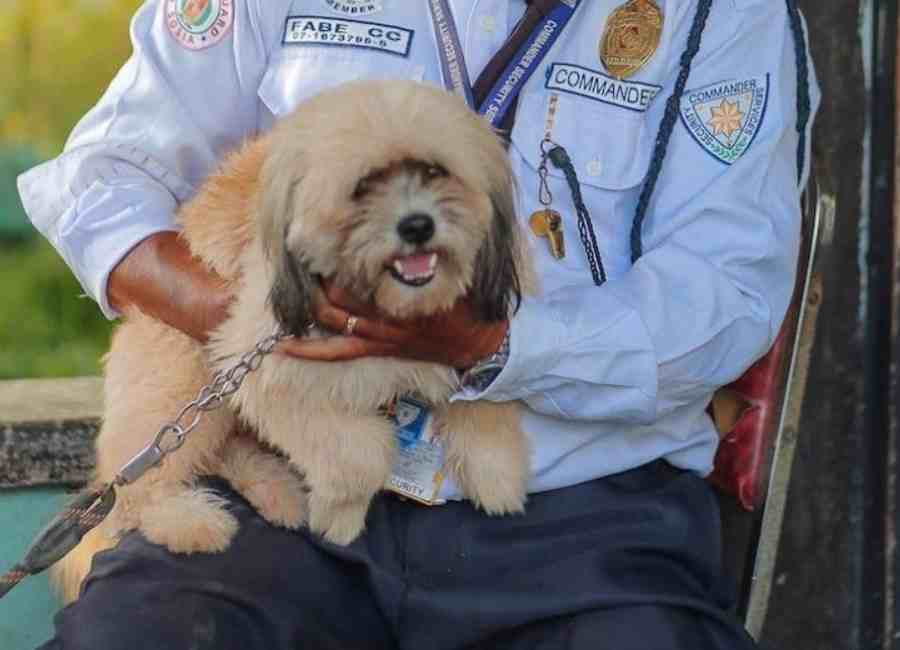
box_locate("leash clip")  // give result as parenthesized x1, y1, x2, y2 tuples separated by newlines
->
(116, 438, 167, 486)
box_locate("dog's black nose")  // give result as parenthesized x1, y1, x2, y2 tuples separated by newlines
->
(397, 213, 435, 245)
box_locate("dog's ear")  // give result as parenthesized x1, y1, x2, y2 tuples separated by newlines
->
(268, 235, 317, 337)
(257, 130, 317, 336)
(471, 180, 522, 322)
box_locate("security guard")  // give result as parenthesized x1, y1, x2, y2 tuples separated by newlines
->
(21, 0, 819, 648)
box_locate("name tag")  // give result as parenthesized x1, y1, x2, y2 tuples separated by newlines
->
(384, 396, 446, 505)
(283, 16, 413, 57)
(545, 63, 661, 113)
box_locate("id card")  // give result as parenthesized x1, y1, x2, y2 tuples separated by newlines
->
(384, 396, 446, 505)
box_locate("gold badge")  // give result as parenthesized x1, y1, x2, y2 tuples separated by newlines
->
(600, 0, 663, 79)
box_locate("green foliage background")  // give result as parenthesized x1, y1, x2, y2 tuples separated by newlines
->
(0, 0, 143, 379)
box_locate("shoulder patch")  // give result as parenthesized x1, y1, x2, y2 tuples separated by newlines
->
(679, 74, 770, 165)
(166, 0, 234, 50)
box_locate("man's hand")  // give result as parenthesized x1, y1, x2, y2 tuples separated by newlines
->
(107, 231, 233, 343)
(278, 282, 508, 370)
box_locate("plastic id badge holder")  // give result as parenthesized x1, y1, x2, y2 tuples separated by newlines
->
(384, 395, 446, 505)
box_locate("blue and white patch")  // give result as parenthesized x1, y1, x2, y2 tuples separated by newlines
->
(391, 396, 431, 450)
(322, 0, 383, 16)
(679, 75, 770, 165)
(283, 16, 413, 57)
(545, 62, 661, 113)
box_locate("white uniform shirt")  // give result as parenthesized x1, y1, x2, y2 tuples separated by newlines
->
(17, 0, 820, 500)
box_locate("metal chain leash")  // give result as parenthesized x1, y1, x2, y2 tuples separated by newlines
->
(0, 328, 287, 600)
(115, 329, 287, 486)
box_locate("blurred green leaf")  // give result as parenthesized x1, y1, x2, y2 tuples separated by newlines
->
(0, 239, 113, 378)
(0, 143, 41, 240)
(0, 0, 143, 151)
(0, 0, 139, 377)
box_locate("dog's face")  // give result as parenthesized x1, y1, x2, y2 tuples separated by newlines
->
(257, 80, 522, 337)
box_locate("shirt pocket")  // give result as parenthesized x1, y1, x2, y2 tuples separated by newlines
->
(257, 48, 425, 118)
(509, 88, 656, 280)
(511, 87, 654, 192)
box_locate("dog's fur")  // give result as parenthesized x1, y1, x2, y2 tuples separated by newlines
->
(54, 80, 533, 602)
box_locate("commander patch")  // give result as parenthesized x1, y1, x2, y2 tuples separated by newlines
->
(679, 75, 769, 165)
(545, 63, 661, 113)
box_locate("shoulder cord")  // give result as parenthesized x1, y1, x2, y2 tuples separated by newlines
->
(630, 0, 713, 263)
(786, 0, 812, 184)
(546, 0, 713, 281)
(630, 0, 812, 264)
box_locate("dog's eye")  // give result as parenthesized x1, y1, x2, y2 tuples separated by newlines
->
(352, 179, 371, 200)
(425, 164, 448, 180)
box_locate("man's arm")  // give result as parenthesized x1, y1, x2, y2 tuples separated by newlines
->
(17, 0, 269, 329)
(457, 2, 821, 422)
(286, 2, 821, 426)
(107, 232, 231, 342)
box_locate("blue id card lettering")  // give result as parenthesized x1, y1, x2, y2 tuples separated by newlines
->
(384, 396, 446, 505)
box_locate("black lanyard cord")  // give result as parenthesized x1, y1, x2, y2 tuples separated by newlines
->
(547, 144, 608, 286)
(630, 0, 713, 264)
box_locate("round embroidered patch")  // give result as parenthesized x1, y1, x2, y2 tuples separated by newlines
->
(322, 0, 384, 16)
(166, 0, 234, 51)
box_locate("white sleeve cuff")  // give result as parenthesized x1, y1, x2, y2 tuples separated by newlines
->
(451, 287, 659, 424)
(452, 298, 560, 403)
(19, 167, 180, 320)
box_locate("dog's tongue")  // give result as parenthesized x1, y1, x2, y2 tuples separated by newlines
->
(395, 253, 434, 277)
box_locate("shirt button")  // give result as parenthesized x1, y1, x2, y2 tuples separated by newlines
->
(586, 158, 603, 177)
(480, 15, 497, 33)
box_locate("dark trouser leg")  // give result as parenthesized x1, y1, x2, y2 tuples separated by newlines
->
(471, 605, 752, 650)
(397, 462, 756, 650)
(36, 479, 398, 650)
(38, 463, 756, 650)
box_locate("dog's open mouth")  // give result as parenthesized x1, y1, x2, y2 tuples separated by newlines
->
(388, 252, 438, 287)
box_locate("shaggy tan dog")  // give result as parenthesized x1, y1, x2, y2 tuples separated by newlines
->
(54, 80, 532, 602)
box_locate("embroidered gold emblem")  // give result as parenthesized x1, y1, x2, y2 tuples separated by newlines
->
(599, 0, 664, 79)
(707, 99, 745, 140)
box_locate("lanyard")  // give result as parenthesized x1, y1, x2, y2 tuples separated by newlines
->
(427, 0, 580, 127)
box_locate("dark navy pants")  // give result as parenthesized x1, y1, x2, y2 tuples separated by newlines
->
(38, 462, 757, 649)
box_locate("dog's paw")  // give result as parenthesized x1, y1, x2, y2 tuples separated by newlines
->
(443, 402, 530, 517)
(307, 494, 369, 546)
(458, 461, 528, 516)
(447, 431, 529, 516)
(239, 475, 309, 530)
(216, 435, 310, 530)
(139, 488, 239, 554)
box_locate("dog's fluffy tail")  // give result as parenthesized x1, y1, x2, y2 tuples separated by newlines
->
(50, 526, 116, 604)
